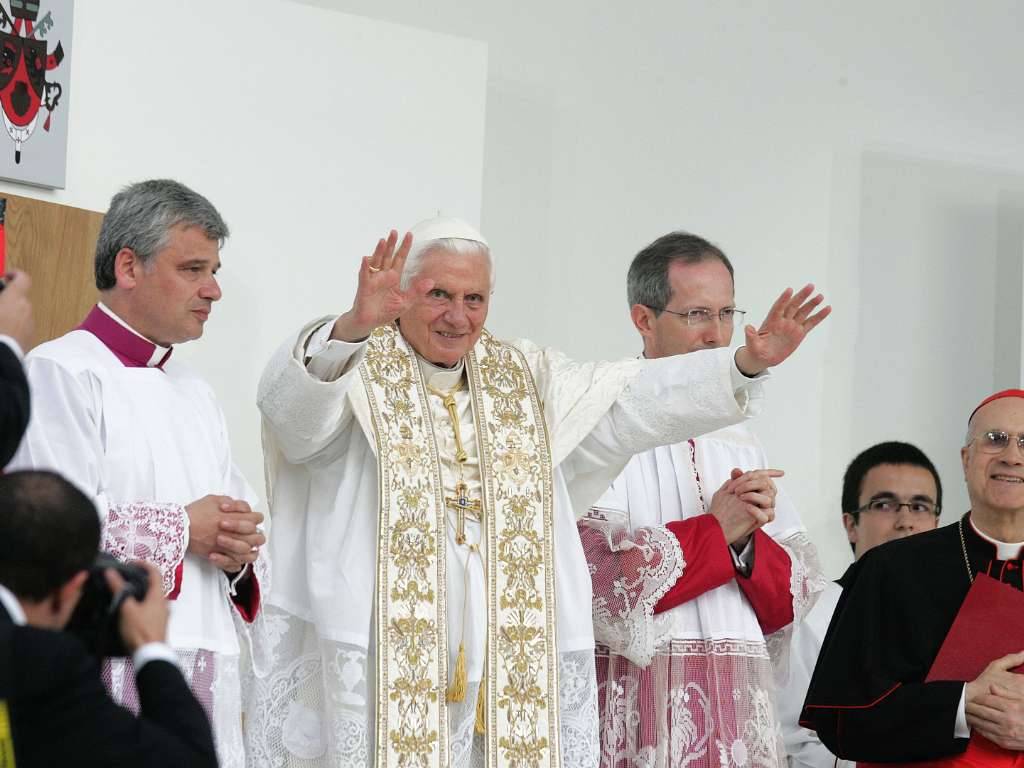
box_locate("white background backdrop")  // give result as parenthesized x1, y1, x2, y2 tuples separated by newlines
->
(9, 0, 1024, 577)
(295, 0, 1024, 576)
(0, 0, 489, 507)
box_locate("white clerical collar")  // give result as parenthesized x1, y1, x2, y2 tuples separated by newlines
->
(97, 302, 171, 368)
(0, 582, 27, 625)
(970, 517, 1024, 560)
(417, 356, 465, 392)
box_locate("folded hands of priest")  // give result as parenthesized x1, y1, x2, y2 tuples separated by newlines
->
(709, 467, 783, 547)
(185, 494, 266, 573)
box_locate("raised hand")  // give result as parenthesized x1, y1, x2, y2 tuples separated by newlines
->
(734, 284, 831, 376)
(330, 230, 436, 342)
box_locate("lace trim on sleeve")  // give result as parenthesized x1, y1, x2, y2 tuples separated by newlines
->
(765, 530, 826, 685)
(581, 508, 685, 668)
(102, 501, 189, 598)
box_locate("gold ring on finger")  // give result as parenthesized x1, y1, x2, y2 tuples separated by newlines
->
(368, 265, 382, 273)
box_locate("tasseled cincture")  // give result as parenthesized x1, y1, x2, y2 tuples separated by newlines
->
(447, 643, 468, 702)
(475, 675, 486, 733)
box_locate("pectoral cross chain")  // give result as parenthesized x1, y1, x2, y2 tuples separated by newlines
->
(439, 392, 468, 463)
(429, 378, 478, 544)
(445, 481, 481, 545)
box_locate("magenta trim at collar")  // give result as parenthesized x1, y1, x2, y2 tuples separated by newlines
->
(77, 305, 173, 370)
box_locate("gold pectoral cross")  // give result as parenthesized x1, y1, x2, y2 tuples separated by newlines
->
(445, 481, 482, 545)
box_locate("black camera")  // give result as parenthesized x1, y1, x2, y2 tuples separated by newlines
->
(66, 553, 149, 658)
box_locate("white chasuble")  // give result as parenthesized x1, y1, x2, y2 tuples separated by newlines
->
(248, 317, 767, 768)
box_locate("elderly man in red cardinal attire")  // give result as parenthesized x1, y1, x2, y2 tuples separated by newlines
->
(802, 389, 1024, 767)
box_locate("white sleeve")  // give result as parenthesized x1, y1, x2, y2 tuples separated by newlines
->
(731, 536, 755, 573)
(954, 685, 970, 738)
(304, 316, 368, 381)
(8, 356, 112, 519)
(572, 347, 768, 475)
(257, 318, 369, 464)
(11, 356, 194, 597)
(132, 642, 181, 673)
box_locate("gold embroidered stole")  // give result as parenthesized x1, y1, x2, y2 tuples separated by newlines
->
(360, 325, 560, 768)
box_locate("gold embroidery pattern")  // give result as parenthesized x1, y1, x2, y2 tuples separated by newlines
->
(479, 343, 529, 426)
(469, 331, 560, 768)
(362, 325, 558, 768)
(361, 326, 448, 768)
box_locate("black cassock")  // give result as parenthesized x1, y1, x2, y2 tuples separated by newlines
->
(800, 513, 1024, 763)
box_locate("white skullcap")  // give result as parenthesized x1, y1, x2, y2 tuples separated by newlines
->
(409, 215, 488, 247)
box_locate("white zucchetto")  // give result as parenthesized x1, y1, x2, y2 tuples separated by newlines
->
(408, 215, 488, 247)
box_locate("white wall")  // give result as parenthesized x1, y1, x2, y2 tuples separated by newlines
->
(12, 0, 1024, 576)
(1, 0, 488, 501)
(295, 0, 1024, 576)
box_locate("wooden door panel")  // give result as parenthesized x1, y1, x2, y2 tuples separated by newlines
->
(4, 192, 103, 349)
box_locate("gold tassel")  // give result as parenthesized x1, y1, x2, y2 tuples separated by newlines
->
(447, 643, 468, 702)
(474, 676, 486, 733)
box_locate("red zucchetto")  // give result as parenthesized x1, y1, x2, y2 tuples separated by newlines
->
(969, 388, 1024, 423)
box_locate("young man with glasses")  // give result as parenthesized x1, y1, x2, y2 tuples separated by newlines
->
(580, 231, 829, 768)
(802, 390, 1024, 765)
(779, 441, 942, 768)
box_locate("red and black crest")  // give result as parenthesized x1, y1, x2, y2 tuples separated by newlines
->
(0, 1, 64, 163)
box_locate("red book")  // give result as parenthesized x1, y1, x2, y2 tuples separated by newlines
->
(926, 573, 1024, 682)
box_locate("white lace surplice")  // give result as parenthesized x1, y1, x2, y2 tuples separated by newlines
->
(585, 426, 825, 768)
(248, 317, 768, 767)
(9, 329, 262, 768)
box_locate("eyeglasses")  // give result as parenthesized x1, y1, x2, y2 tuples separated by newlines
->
(974, 430, 1024, 454)
(856, 498, 939, 516)
(645, 306, 747, 327)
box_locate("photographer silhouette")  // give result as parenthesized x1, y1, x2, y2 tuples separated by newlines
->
(0, 470, 217, 768)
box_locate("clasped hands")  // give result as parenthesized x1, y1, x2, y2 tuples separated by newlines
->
(708, 468, 783, 549)
(185, 494, 265, 575)
(966, 652, 1024, 750)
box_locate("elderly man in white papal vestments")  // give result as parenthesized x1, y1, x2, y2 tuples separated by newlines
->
(245, 217, 827, 768)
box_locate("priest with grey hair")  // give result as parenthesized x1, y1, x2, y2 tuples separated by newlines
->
(9, 178, 265, 768)
(248, 216, 827, 768)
